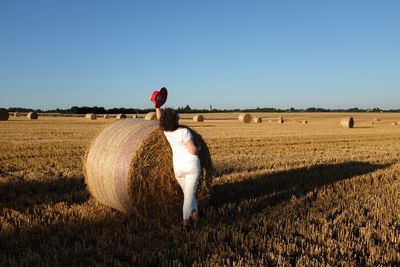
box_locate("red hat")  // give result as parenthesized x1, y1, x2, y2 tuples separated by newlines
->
(150, 87, 168, 108)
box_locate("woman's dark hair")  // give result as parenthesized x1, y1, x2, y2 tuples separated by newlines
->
(160, 108, 179, 131)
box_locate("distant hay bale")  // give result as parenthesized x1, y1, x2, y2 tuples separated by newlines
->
(144, 112, 157, 121)
(103, 114, 110, 119)
(27, 112, 38, 120)
(374, 117, 381, 122)
(238, 113, 251, 123)
(84, 119, 213, 220)
(14, 112, 21, 118)
(0, 108, 9, 121)
(302, 120, 308, 124)
(277, 117, 284, 124)
(132, 115, 138, 119)
(340, 117, 354, 128)
(117, 114, 127, 119)
(193, 115, 204, 122)
(86, 113, 97, 120)
(254, 117, 262, 123)
(391, 122, 397, 126)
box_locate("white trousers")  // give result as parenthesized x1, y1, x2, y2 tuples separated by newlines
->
(174, 158, 201, 220)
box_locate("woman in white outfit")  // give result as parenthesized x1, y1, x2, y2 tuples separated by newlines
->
(155, 107, 202, 229)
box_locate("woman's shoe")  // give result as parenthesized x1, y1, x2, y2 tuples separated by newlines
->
(181, 220, 190, 231)
(191, 210, 199, 227)
(191, 210, 199, 222)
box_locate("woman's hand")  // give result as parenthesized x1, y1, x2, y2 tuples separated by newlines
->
(186, 138, 200, 155)
(196, 142, 202, 153)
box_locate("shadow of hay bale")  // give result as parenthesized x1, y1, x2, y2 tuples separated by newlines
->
(212, 162, 390, 209)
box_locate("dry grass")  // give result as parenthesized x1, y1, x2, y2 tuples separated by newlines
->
(1, 113, 400, 266)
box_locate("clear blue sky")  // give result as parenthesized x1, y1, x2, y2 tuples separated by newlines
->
(0, 0, 399, 110)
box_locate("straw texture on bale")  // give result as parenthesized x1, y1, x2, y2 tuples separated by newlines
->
(193, 115, 204, 122)
(103, 114, 110, 119)
(238, 113, 251, 123)
(14, 112, 21, 118)
(86, 113, 97, 120)
(254, 117, 262, 123)
(84, 119, 213, 221)
(27, 112, 38, 120)
(144, 112, 157, 121)
(117, 114, 127, 119)
(0, 108, 9, 121)
(340, 117, 354, 128)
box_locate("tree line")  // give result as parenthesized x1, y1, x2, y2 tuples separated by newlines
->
(7, 106, 399, 114)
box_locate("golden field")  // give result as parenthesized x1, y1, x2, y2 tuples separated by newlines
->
(1, 113, 400, 266)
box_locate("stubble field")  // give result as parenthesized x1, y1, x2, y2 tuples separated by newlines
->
(1, 113, 400, 266)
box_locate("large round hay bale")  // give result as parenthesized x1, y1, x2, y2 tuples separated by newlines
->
(340, 117, 354, 128)
(238, 113, 251, 123)
(144, 112, 157, 121)
(0, 108, 9, 121)
(193, 115, 204, 122)
(14, 112, 21, 118)
(86, 113, 97, 120)
(117, 114, 127, 119)
(84, 119, 213, 220)
(254, 117, 262, 123)
(27, 112, 38, 120)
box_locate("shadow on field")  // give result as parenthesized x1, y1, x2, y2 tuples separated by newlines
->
(0, 177, 89, 210)
(212, 161, 389, 208)
(0, 162, 392, 266)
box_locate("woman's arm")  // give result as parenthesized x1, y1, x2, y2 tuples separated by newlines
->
(186, 138, 202, 155)
(155, 107, 161, 121)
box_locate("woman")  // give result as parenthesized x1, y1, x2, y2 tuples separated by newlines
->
(154, 105, 202, 229)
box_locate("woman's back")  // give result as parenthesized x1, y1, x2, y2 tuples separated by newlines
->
(164, 128, 198, 164)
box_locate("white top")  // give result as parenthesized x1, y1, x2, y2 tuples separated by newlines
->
(164, 128, 199, 165)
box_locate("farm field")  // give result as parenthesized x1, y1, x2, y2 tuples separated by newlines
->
(1, 113, 400, 266)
